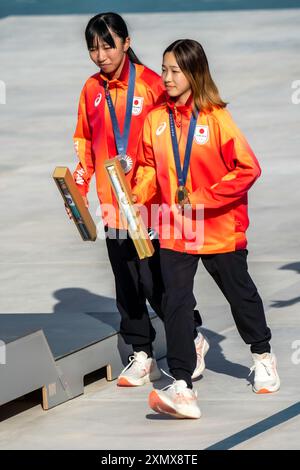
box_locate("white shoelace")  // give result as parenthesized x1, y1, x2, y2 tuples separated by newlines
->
(121, 354, 147, 374)
(121, 355, 136, 374)
(160, 369, 197, 397)
(160, 368, 176, 390)
(249, 360, 272, 378)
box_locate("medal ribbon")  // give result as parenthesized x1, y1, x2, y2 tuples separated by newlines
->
(169, 108, 199, 187)
(104, 61, 136, 156)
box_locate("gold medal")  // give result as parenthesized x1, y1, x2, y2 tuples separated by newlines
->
(175, 185, 189, 204)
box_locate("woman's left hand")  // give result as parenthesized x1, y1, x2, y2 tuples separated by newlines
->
(132, 193, 138, 203)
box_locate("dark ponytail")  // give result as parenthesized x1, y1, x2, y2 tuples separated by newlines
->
(85, 12, 142, 65)
(127, 47, 142, 65)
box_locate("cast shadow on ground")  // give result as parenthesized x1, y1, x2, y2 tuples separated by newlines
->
(271, 262, 300, 308)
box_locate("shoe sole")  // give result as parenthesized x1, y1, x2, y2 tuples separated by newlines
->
(148, 390, 201, 419)
(253, 383, 280, 394)
(192, 339, 210, 380)
(117, 377, 140, 387)
(117, 371, 161, 387)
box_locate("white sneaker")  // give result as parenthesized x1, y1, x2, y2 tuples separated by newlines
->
(117, 351, 161, 387)
(192, 331, 210, 379)
(250, 352, 280, 394)
(149, 378, 201, 419)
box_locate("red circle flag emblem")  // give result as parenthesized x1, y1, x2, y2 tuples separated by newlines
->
(132, 96, 144, 116)
(194, 125, 209, 144)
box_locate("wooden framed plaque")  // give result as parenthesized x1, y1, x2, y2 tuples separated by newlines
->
(53, 166, 97, 241)
(104, 157, 154, 259)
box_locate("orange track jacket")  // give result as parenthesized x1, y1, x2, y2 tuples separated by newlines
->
(73, 56, 165, 228)
(133, 99, 261, 254)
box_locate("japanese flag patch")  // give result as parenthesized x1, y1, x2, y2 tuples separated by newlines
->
(132, 96, 144, 116)
(194, 125, 209, 145)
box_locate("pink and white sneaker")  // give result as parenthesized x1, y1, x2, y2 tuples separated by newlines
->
(149, 378, 201, 419)
(117, 351, 161, 387)
(250, 352, 280, 394)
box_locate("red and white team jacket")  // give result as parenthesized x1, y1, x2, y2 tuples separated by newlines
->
(133, 97, 261, 254)
(73, 55, 165, 228)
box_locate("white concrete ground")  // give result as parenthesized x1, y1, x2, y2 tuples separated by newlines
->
(0, 9, 300, 449)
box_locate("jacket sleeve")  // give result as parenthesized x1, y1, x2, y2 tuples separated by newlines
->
(132, 115, 157, 204)
(189, 109, 261, 209)
(72, 85, 95, 196)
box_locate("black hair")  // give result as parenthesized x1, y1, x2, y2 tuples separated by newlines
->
(85, 12, 142, 65)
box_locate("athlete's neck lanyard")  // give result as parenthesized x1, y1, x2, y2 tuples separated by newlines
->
(169, 108, 198, 192)
(104, 61, 136, 157)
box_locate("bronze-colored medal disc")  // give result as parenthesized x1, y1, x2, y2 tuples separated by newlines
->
(175, 185, 189, 204)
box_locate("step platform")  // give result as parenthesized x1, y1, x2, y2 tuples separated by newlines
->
(0, 312, 166, 410)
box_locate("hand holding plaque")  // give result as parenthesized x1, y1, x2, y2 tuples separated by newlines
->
(53, 167, 97, 241)
(104, 157, 154, 259)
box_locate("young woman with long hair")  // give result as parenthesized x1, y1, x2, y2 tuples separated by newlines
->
(66, 15, 203, 388)
(133, 39, 280, 419)
(66, 12, 164, 386)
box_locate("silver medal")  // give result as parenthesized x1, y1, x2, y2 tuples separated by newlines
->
(118, 154, 133, 174)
